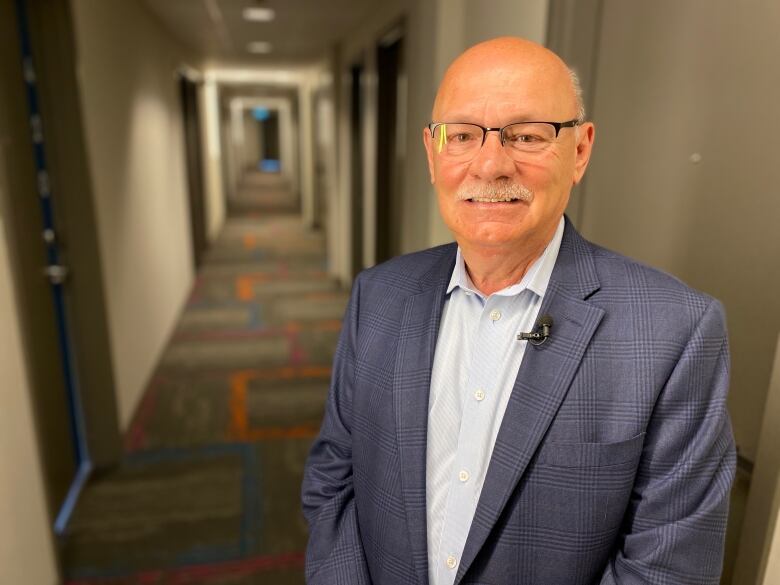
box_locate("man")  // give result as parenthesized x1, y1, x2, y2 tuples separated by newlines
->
(302, 37, 735, 585)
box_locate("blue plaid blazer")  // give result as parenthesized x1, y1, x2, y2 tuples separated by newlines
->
(302, 218, 735, 585)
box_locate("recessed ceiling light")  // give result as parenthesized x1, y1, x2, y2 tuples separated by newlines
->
(247, 41, 272, 54)
(243, 7, 275, 22)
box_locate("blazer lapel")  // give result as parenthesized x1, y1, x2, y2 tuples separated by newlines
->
(394, 246, 456, 585)
(454, 221, 606, 584)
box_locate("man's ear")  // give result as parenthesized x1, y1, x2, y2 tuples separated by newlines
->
(572, 122, 595, 185)
(423, 127, 436, 184)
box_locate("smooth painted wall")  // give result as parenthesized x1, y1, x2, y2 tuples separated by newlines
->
(764, 490, 780, 584)
(578, 0, 780, 463)
(241, 110, 261, 171)
(734, 333, 780, 584)
(71, 0, 195, 429)
(201, 78, 227, 242)
(0, 214, 59, 583)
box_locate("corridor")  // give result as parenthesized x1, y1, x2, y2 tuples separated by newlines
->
(3, 1, 780, 583)
(61, 172, 348, 584)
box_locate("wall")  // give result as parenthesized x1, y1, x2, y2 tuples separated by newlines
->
(577, 0, 780, 463)
(0, 216, 58, 583)
(428, 0, 550, 246)
(734, 333, 780, 584)
(241, 109, 261, 170)
(299, 76, 316, 228)
(71, 0, 196, 429)
(764, 494, 780, 584)
(201, 78, 227, 242)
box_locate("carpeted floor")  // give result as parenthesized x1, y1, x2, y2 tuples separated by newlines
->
(61, 171, 347, 584)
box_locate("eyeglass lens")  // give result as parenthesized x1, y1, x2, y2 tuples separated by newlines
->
(433, 122, 559, 159)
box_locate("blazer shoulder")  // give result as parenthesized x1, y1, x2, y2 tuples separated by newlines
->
(585, 239, 722, 326)
(356, 243, 456, 293)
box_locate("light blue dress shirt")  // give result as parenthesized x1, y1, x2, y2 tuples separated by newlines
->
(426, 217, 565, 584)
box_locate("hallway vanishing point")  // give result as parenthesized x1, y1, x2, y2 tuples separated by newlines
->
(61, 171, 348, 585)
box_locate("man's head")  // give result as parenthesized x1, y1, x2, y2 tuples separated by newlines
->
(424, 37, 595, 254)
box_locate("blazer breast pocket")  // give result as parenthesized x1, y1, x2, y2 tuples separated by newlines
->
(534, 432, 646, 468)
(505, 432, 647, 561)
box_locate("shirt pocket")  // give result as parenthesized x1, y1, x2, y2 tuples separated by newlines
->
(534, 432, 646, 468)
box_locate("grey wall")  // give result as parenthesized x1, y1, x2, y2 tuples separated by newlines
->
(575, 0, 780, 463)
(71, 0, 197, 430)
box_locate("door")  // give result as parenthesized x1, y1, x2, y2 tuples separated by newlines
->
(350, 63, 365, 276)
(179, 75, 208, 269)
(375, 26, 405, 264)
(6, 0, 120, 533)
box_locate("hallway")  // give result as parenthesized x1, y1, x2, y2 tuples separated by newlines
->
(61, 172, 348, 584)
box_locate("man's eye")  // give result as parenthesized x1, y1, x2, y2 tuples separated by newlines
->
(450, 133, 476, 143)
(508, 133, 543, 143)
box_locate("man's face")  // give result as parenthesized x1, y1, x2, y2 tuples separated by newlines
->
(424, 53, 595, 253)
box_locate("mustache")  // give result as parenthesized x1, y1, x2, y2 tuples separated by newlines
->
(455, 182, 534, 202)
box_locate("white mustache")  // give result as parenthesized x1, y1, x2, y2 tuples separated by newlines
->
(456, 182, 534, 202)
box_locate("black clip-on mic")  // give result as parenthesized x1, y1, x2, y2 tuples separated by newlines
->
(517, 315, 553, 346)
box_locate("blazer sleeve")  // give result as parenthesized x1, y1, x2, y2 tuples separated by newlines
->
(301, 274, 372, 585)
(599, 299, 737, 585)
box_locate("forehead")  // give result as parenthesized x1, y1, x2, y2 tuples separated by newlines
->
(434, 60, 573, 122)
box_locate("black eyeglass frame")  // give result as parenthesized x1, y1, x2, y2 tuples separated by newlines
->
(427, 119, 581, 147)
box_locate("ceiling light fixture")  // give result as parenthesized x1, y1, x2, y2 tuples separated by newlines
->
(243, 7, 275, 22)
(247, 41, 272, 54)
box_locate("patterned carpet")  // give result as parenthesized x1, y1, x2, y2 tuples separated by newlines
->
(61, 171, 347, 584)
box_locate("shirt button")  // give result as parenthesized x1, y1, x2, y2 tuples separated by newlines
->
(474, 389, 485, 401)
(446, 555, 457, 569)
(489, 309, 502, 321)
(458, 469, 470, 482)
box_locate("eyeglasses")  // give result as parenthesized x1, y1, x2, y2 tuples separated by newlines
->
(427, 120, 580, 161)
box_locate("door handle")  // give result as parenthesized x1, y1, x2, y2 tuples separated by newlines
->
(43, 264, 69, 285)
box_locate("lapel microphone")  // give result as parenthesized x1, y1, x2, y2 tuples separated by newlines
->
(517, 315, 554, 346)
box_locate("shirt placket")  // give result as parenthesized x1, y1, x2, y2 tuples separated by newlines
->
(436, 294, 509, 581)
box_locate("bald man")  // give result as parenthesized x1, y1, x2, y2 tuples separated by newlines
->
(302, 37, 735, 585)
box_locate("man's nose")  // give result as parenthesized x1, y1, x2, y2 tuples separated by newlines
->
(470, 131, 517, 180)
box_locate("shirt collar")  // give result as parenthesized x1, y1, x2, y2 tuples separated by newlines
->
(446, 216, 565, 299)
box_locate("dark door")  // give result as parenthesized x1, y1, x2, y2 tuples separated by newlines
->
(179, 76, 207, 269)
(8, 0, 85, 530)
(6, 0, 120, 533)
(375, 28, 405, 264)
(261, 110, 280, 162)
(350, 63, 365, 276)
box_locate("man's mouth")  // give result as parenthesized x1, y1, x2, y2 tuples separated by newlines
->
(458, 183, 534, 204)
(466, 196, 521, 203)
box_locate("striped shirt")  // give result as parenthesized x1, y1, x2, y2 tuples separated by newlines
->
(426, 217, 565, 585)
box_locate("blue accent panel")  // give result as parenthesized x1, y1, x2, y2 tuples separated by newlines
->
(260, 159, 280, 172)
(54, 461, 92, 535)
(252, 107, 270, 121)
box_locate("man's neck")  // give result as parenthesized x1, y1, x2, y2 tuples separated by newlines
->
(459, 224, 559, 297)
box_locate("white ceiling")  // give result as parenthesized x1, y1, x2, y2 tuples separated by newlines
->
(143, 0, 377, 66)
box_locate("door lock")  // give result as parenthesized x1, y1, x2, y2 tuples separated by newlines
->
(43, 264, 69, 285)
